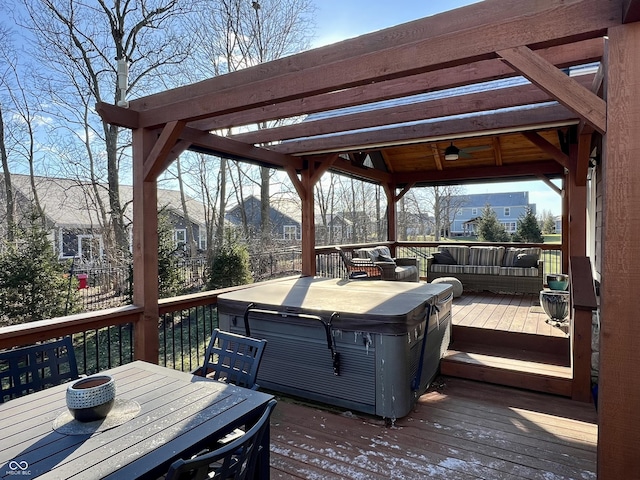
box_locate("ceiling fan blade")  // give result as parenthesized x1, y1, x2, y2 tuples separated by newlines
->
(461, 145, 492, 153)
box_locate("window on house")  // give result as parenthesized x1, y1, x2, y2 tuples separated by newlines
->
(283, 225, 298, 240)
(174, 229, 187, 250)
(471, 208, 477, 216)
(502, 222, 516, 232)
(504, 207, 511, 216)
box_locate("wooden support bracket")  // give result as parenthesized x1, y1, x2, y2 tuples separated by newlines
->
(498, 46, 606, 134)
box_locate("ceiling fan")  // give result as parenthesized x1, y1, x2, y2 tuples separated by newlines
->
(441, 141, 492, 161)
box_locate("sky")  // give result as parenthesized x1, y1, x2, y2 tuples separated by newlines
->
(309, 0, 563, 216)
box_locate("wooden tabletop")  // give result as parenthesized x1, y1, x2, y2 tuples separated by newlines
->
(0, 361, 273, 479)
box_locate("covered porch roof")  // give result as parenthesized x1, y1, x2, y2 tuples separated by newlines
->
(97, 1, 640, 477)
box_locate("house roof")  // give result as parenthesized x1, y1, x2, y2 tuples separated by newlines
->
(225, 195, 301, 228)
(454, 192, 531, 209)
(7, 174, 207, 229)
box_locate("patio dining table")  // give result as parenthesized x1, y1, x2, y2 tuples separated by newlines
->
(0, 360, 274, 479)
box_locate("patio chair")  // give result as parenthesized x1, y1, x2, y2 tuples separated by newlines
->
(195, 329, 267, 390)
(164, 398, 277, 480)
(335, 246, 382, 280)
(0, 337, 79, 403)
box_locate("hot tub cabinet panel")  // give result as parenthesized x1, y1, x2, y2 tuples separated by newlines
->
(218, 277, 453, 419)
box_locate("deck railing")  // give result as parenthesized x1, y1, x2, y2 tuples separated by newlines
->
(1, 241, 564, 379)
(316, 241, 563, 279)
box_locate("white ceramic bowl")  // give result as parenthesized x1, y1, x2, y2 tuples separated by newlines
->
(66, 375, 116, 422)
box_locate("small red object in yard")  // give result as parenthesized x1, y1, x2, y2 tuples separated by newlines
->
(77, 274, 88, 290)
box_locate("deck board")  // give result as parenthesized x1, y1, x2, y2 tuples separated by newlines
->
(452, 292, 567, 337)
(269, 377, 597, 479)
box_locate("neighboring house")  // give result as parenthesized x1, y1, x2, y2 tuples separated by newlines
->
(450, 192, 536, 236)
(0, 174, 207, 261)
(225, 195, 302, 242)
(322, 211, 379, 244)
(555, 215, 563, 234)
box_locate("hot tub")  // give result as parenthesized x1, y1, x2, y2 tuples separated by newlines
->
(218, 277, 453, 419)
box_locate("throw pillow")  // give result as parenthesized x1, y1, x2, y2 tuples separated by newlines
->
(513, 253, 538, 268)
(432, 250, 457, 265)
(378, 254, 395, 263)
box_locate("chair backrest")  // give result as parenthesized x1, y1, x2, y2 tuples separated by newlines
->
(165, 398, 277, 480)
(200, 329, 267, 390)
(0, 337, 79, 403)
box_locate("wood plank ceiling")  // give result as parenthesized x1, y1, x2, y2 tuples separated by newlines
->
(98, 0, 617, 189)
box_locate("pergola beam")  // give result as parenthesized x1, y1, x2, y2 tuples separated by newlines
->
(393, 160, 564, 186)
(132, 0, 619, 128)
(193, 38, 603, 133)
(129, 1, 615, 113)
(178, 127, 302, 170)
(269, 103, 578, 156)
(498, 46, 607, 133)
(231, 75, 594, 145)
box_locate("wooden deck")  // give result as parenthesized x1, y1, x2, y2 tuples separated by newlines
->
(452, 292, 568, 338)
(269, 377, 597, 479)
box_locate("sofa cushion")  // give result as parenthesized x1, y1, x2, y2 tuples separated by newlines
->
(463, 265, 501, 275)
(432, 250, 457, 265)
(437, 246, 469, 265)
(468, 246, 505, 266)
(431, 264, 466, 274)
(356, 246, 395, 264)
(503, 247, 541, 266)
(393, 266, 418, 281)
(499, 267, 540, 277)
(378, 253, 395, 263)
(513, 253, 538, 268)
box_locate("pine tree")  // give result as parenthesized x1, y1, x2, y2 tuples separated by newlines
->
(477, 204, 509, 242)
(0, 211, 77, 325)
(515, 207, 544, 243)
(540, 210, 556, 234)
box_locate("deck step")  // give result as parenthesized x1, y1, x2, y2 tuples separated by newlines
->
(441, 347, 573, 397)
(452, 325, 570, 361)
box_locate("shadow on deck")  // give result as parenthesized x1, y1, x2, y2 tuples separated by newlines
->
(270, 376, 597, 479)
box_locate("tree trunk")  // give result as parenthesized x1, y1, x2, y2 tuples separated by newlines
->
(176, 157, 197, 256)
(0, 106, 15, 242)
(216, 157, 227, 247)
(260, 165, 271, 245)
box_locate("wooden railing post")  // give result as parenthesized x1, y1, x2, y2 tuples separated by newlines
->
(569, 256, 597, 402)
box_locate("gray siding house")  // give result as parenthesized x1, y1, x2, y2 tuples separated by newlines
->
(0, 174, 207, 261)
(450, 192, 536, 236)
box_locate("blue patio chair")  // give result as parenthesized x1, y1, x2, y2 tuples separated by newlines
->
(0, 337, 79, 403)
(195, 329, 267, 390)
(164, 398, 277, 480)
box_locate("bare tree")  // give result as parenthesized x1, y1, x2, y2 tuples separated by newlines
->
(425, 185, 466, 240)
(0, 25, 14, 242)
(19, 0, 194, 260)
(188, 0, 315, 250)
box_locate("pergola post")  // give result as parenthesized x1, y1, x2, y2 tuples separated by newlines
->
(300, 168, 316, 277)
(568, 144, 587, 259)
(383, 183, 397, 253)
(132, 128, 159, 363)
(598, 20, 640, 477)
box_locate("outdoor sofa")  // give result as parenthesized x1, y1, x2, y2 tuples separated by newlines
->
(426, 244, 543, 294)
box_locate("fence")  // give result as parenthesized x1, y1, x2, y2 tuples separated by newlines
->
(72, 250, 303, 313)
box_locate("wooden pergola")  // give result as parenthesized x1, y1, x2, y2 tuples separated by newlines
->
(98, 1, 640, 476)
